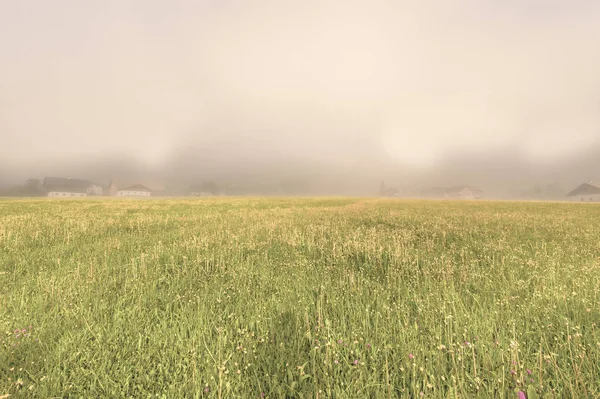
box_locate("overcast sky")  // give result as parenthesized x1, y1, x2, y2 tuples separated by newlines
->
(1, 0, 599, 175)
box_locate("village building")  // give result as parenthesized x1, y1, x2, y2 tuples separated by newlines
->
(43, 177, 103, 197)
(188, 190, 214, 197)
(377, 181, 399, 197)
(566, 181, 600, 202)
(445, 186, 483, 200)
(187, 183, 219, 197)
(117, 184, 152, 197)
(421, 186, 483, 200)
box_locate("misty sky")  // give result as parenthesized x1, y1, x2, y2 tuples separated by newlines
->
(1, 0, 599, 173)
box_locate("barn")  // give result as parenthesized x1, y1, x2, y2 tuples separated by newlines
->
(566, 181, 600, 202)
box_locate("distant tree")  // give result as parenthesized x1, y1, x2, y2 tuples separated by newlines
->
(8, 178, 45, 197)
(531, 182, 565, 199)
(26, 178, 40, 188)
(379, 180, 386, 195)
(202, 181, 220, 195)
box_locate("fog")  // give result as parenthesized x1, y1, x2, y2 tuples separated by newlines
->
(1, 0, 599, 196)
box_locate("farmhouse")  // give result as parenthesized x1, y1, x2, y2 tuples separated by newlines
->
(117, 184, 152, 197)
(566, 181, 600, 202)
(43, 177, 103, 197)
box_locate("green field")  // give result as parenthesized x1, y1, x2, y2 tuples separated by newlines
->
(1, 198, 599, 398)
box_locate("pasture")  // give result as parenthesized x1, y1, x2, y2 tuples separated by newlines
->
(1, 198, 599, 398)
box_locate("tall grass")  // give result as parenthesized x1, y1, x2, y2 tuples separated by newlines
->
(1, 198, 599, 398)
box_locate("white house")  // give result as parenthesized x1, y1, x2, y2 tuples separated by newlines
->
(117, 184, 152, 197)
(566, 181, 600, 202)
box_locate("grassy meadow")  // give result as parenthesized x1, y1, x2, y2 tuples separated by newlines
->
(1, 197, 599, 398)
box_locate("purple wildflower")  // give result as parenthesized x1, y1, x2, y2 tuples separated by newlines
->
(366, 343, 371, 349)
(510, 370, 516, 375)
(353, 360, 359, 365)
(408, 353, 414, 360)
(526, 369, 532, 375)
(517, 391, 526, 399)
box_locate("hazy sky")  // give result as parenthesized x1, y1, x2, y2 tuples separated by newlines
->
(1, 0, 599, 171)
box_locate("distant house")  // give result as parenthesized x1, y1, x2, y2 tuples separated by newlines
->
(117, 184, 152, 197)
(380, 188, 399, 197)
(188, 190, 214, 197)
(445, 186, 483, 200)
(421, 186, 482, 200)
(566, 181, 600, 202)
(378, 181, 399, 197)
(43, 177, 103, 197)
(188, 182, 219, 197)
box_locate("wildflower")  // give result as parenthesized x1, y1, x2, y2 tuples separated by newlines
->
(510, 370, 516, 375)
(338, 339, 343, 344)
(517, 391, 526, 399)
(261, 393, 265, 398)
(334, 360, 339, 364)
(204, 386, 210, 393)
(353, 360, 359, 365)
(526, 369, 532, 375)
(408, 353, 414, 360)
(366, 343, 371, 349)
